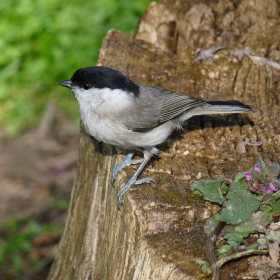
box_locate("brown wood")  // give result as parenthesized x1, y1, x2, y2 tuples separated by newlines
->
(48, 0, 280, 279)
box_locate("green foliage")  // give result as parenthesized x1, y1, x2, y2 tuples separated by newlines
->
(223, 233, 244, 245)
(217, 244, 234, 258)
(272, 198, 280, 213)
(191, 180, 224, 205)
(221, 180, 261, 225)
(191, 175, 262, 225)
(0, 219, 59, 277)
(235, 226, 255, 238)
(191, 159, 280, 226)
(0, 0, 156, 134)
(191, 157, 280, 277)
(196, 259, 212, 276)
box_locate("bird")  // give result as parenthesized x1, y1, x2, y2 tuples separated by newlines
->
(58, 66, 254, 208)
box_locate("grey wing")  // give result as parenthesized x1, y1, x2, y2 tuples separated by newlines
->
(158, 89, 208, 125)
(118, 85, 162, 132)
(126, 85, 207, 132)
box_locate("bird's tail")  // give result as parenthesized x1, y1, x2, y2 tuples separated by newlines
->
(206, 100, 254, 114)
(188, 100, 254, 116)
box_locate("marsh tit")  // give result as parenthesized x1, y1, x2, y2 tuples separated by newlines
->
(58, 66, 254, 208)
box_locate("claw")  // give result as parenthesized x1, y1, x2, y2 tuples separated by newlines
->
(113, 149, 155, 209)
(111, 150, 144, 186)
(117, 176, 157, 209)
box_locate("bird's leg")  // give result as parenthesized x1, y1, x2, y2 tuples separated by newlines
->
(111, 150, 144, 186)
(117, 153, 157, 209)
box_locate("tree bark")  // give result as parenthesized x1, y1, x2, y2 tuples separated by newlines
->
(48, 0, 280, 279)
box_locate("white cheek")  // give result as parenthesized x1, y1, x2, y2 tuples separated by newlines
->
(98, 88, 133, 111)
(72, 87, 133, 112)
(72, 87, 103, 106)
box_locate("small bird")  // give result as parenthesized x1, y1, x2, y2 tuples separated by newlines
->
(58, 66, 254, 208)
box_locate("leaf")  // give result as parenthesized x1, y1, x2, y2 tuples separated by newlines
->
(234, 172, 246, 182)
(217, 244, 234, 257)
(259, 204, 272, 212)
(246, 243, 259, 250)
(220, 181, 229, 194)
(251, 170, 270, 186)
(272, 198, 280, 214)
(221, 181, 261, 225)
(196, 260, 212, 276)
(273, 190, 280, 198)
(265, 163, 280, 180)
(227, 240, 239, 249)
(191, 180, 224, 204)
(224, 233, 244, 245)
(256, 156, 267, 173)
(235, 226, 255, 238)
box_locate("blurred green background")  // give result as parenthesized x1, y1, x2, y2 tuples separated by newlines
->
(0, 0, 156, 135)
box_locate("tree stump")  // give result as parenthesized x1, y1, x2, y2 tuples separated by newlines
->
(48, 0, 280, 279)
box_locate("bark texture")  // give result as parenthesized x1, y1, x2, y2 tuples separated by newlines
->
(48, 0, 280, 279)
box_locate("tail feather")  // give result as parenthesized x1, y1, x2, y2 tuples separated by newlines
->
(205, 100, 254, 113)
(186, 100, 254, 117)
(207, 100, 254, 112)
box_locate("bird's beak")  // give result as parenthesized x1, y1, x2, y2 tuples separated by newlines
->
(58, 80, 72, 88)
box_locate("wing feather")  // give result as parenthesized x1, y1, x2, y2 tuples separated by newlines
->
(158, 89, 207, 124)
(123, 86, 207, 132)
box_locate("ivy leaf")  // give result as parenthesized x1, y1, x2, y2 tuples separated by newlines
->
(191, 180, 223, 205)
(221, 181, 261, 225)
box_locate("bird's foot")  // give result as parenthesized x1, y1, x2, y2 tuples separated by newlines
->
(117, 176, 157, 209)
(111, 150, 144, 186)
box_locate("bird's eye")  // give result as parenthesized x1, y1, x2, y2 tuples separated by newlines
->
(82, 83, 92, 90)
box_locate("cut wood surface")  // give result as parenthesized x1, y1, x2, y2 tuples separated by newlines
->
(48, 0, 280, 279)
